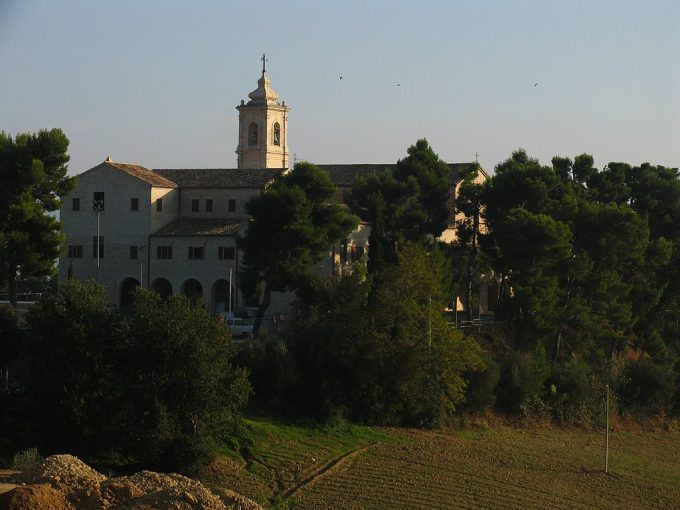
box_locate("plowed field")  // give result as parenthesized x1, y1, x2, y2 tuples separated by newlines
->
(292, 428, 680, 509)
(205, 419, 680, 509)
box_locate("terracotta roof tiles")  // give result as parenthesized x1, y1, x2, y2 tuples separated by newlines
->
(152, 218, 242, 236)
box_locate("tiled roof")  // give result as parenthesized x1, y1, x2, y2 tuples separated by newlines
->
(105, 161, 178, 188)
(316, 163, 478, 187)
(154, 168, 282, 188)
(152, 218, 242, 236)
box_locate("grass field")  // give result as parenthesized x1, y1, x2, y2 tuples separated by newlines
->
(200, 418, 680, 509)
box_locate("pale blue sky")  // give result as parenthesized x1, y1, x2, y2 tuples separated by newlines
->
(1, 0, 678, 175)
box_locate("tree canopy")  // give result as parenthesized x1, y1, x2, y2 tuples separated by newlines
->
(0, 129, 75, 306)
(348, 139, 451, 273)
(239, 162, 358, 336)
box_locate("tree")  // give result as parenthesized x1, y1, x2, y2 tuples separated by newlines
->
(452, 163, 487, 317)
(349, 139, 451, 274)
(239, 162, 358, 337)
(0, 129, 75, 307)
(116, 288, 251, 472)
(23, 280, 122, 456)
(291, 244, 483, 426)
(22, 281, 250, 472)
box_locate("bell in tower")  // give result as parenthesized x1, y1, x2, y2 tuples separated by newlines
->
(236, 55, 290, 169)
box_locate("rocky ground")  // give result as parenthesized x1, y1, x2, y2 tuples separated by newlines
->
(0, 454, 261, 510)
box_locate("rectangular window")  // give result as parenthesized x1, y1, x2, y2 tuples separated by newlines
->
(72, 198, 80, 211)
(130, 246, 138, 259)
(218, 246, 235, 260)
(156, 198, 163, 212)
(205, 199, 213, 212)
(131, 198, 139, 211)
(188, 246, 204, 260)
(92, 236, 104, 258)
(228, 199, 236, 212)
(192, 199, 199, 212)
(93, 192, 105, 210)
(157, 246, 172, 259)
(68, 245, 83, 258)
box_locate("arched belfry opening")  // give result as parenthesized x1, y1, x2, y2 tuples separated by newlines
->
(236, 55, 289, 169)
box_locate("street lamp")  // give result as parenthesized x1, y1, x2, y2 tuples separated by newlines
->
(93, 199, 104, 281)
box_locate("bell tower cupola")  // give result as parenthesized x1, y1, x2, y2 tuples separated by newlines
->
(236, 55, 290, 169)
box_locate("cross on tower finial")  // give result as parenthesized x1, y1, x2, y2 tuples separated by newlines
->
(261, 53, 268, 74)
(475, 152, 479, 163)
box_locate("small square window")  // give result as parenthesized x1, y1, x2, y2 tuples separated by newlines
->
(206, 199, 213, 212)
(131, 198, 139, 211)
(130, 246, 138, 259)
(68, 245, 83, 258)
(93, 192, 105, 210)
(188, 246, 204, 260)
(72, 198, 80, 211)
(192, 199, 199, 212)
(218, 246, 235, 260)
(156, 198, 163, 212)
(228, 199, 236, 212)
(157, 246, 172, 259)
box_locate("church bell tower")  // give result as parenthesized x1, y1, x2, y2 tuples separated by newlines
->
(236, 55, 290, 169)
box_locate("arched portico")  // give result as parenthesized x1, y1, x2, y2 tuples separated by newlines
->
(120, 277, 141, 308)
(181, 278, 203, 301)
(151, 278, 173, 299)
(211, 279, 236, 314)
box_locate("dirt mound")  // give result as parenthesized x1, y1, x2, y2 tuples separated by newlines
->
(99, 470, 227, 509)
(17, 454, 106, 494)
(0, 483, 75, 510)
(4, 455, 261, 510)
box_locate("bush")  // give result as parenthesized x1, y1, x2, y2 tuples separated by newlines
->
(547, 359, 594, 424)
(495, 349, 550, 414)
(11, 447, 42, 470)
(619, 358, 676, 415)
(460, 354, 500, 413)
(21, 281, 251, 473)
(236, 337, 299, 412)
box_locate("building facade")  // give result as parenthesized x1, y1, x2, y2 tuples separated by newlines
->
(59, 62, 491, 320)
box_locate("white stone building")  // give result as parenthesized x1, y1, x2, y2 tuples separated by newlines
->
(59, 61, 491, 318)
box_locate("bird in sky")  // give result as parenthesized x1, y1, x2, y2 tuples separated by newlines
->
(339, 75, 343, 80)
(397, 83, 400, 87)
(534, 82, 538, 86)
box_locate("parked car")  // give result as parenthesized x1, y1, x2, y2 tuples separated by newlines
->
(222, 316, 254, 339)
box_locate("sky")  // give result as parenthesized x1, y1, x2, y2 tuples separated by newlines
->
(1, 0, 679, 176)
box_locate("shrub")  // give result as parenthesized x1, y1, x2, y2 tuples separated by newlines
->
(547, 359, 593, 423)
(460, 354, 500, 413)
(495, 349, 550, 413)
(11, 447, 41, 471)
(619, 358, 676, 415)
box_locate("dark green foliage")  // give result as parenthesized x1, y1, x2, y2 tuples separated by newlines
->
(0, 305, 20, 370)
(0, 129, 75, 306)
(619, 358, 676, 415)
(23, 280, 121, 455)
(495, 349, 550, 413)
(547, 359, 593, 423)
(239, 162, 358, 335)
(460, 354, 501, 413)
(20, 281, 250, 473)
(349, 139, 451, 273)
(237, 338, 299, 412)
(291, 244, 483, 427)
(114, 289, 251, 472)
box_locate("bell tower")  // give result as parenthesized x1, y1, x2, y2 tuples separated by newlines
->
(236, 55, 290, 169)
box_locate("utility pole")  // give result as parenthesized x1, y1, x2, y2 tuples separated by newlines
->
(605, 383, 609, 474)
